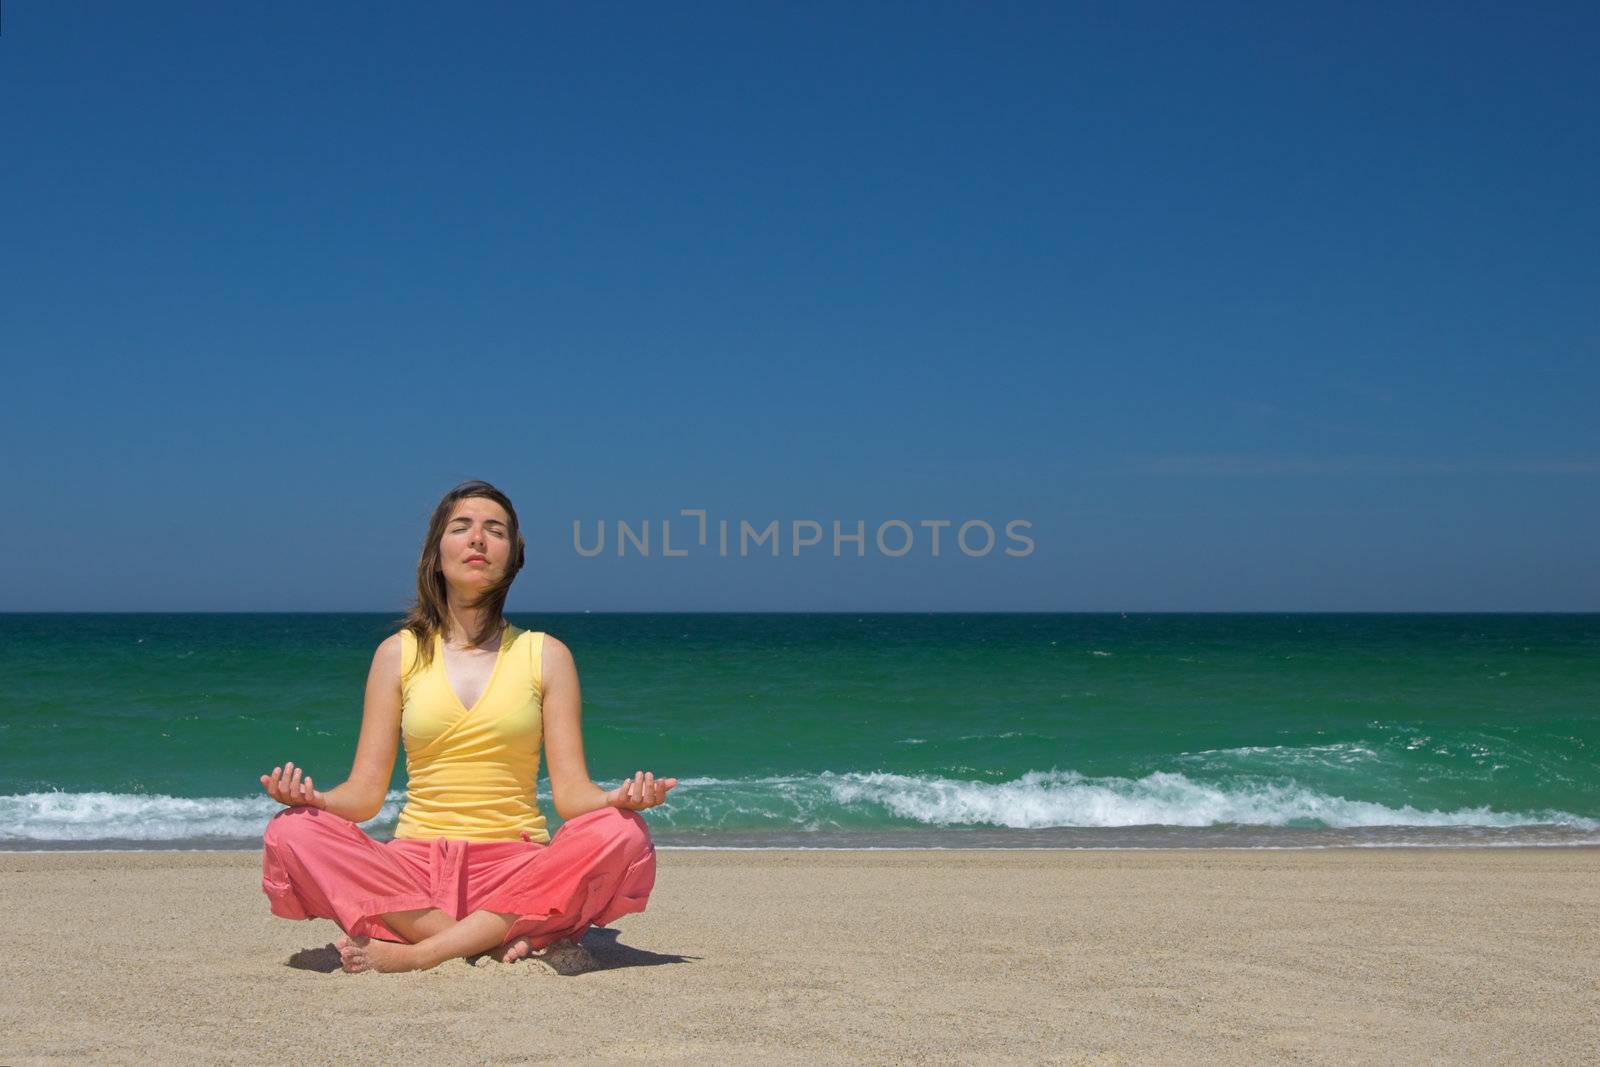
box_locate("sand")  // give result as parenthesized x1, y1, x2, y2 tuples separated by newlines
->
(2, 847, 1596, 1065)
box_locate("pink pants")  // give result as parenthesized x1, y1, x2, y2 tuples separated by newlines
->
(261, 805, 656, 949)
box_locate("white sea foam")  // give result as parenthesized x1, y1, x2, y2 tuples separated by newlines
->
(0, 790, 407, 842)
(1176, 742, 1384, 766)
(818, 769, 1598, 829)
(2, 773, 1595, 843)
(647, 771, 1599, 833)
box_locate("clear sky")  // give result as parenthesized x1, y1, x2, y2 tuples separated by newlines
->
(3, 2, 1596, 611)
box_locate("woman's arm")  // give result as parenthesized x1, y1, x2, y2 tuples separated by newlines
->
(542, 635, 612, 820)
(261, 633, 402, 822)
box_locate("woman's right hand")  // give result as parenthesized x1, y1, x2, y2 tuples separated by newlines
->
(260, 761, 326, 809)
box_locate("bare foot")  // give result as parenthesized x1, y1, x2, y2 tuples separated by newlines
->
(490, 935, 588, 966)
(335, 934, 422, 973)
(490, 935, 536, 963)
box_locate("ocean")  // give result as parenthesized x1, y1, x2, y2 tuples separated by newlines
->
(2, 613, 1596, 850)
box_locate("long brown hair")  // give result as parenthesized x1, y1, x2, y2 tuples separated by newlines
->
(399, 480, 527, 674)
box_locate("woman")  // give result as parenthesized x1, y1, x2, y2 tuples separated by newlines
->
(259, 480, 677, 973)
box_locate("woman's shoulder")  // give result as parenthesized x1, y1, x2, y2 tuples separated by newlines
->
(531, 631, 575, 684)
(373, 629, 408, 656)
(378, 629, 417, 677)
(381, 629, 416, 654)
(534, 629, 571, 656)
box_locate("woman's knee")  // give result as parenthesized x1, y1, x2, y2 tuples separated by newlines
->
(570, 806, 653, 856)
(609, 807, 654, 859)
(263, 805, 345, 850)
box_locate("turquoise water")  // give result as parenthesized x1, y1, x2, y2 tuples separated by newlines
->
(2, 613, 1597, 848)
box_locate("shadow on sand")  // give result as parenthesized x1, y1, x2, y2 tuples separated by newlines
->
(285, 927, 696, 975)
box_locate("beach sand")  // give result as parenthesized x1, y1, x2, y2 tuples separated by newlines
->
(2, 847, 1595, 1065)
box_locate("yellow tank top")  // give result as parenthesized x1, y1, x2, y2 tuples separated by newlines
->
(393, 623, 550, 843)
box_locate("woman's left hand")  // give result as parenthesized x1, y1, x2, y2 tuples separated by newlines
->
(605, 770, 678, 811)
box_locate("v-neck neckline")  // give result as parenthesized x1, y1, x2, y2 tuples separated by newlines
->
(437, 624, 513, 715)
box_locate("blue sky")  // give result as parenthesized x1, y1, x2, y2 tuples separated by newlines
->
(3, 2, 1596, 611)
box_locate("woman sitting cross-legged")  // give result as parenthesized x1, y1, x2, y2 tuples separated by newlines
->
(259, 479, 677, 973)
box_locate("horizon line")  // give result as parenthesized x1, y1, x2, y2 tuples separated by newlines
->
(3, 609, 1597, 617)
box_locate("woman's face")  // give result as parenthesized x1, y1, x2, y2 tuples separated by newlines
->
(437, 496, 514, 596)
